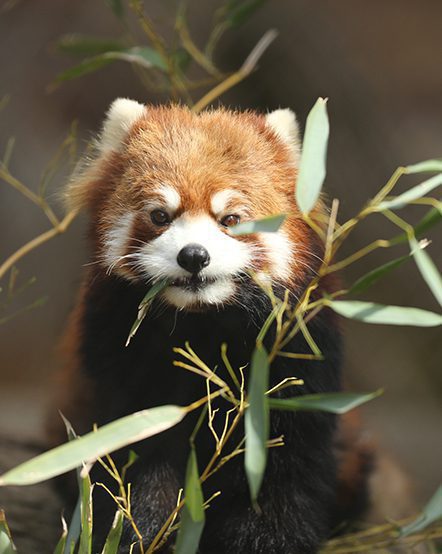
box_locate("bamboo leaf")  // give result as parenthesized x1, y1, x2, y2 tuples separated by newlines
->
(400, 485, 442, 537)
(391, 206, 442, 245)
(105, 0, 124, 18)
(377, 173, 442, 211)
(229, 214, 286, 235)
(53, 516, 68, 554)
(349, 255, 411, 295)
(0, 511, 16, 554)
(101, 511, 124, 554)
(55, 57, 113, 83)
(269, 390, 382, 414)
(175, 448, 205, 554)
(329, 300, 442, 327)
(406, 160, 442, 174)
(79, 474, 93, 554)
(57, 35, 125, 57)
(225, 0, 266, 27)
(126, 278, 170, 346)
(245, 345, 270, 502)
(0, 405, 185, 486)
(296, 98, 330, 214)
(55, 47, 167, 84)
(409, 237, 442, 307)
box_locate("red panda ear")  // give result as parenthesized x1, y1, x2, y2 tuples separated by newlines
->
(65, 98, 146, 212)
(265, 109, 301, 163)
(98, 97, 146, 153)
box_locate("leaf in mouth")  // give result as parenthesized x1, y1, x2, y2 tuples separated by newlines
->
(125, 278, 170, 346)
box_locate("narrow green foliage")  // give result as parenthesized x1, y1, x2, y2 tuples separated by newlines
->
(175, 448, 205, 554)
(64, 498, 81, 554)
(105, 0, 124, 19)
(349, 255, 411, 295)
(377, 173, 442, 211)
(405, 160, 442, 174)
(245, 345, 270, 503)
(0, 405, 185, 486)
(79, 474, 93, 554)
(400, 485, 442, 537)
(55, 47, 167, 85)
(0, 511, 16, 554)
(126, 278, 170, 346)
(101, 512, 124, 554)
(329, 300, 442, 327)
(53, 516, 68, 554)
(57, 35, 125, 57)
(296, 98, 330, 214)
(224, 0, 266, 27)
(229, 214, 286, 235)
(54, 56, 113, 83)
(409, 237, 442, 307)
(269, 390, 382, 414)
(391, 206, 442, 245)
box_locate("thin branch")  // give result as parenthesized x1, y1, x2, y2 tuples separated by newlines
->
(192, 29, 278, 113)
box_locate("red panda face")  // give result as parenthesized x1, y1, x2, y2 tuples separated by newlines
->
(70, 101, 318, 309)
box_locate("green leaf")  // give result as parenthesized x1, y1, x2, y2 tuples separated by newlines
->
(55, 57, 113, 83)
(126, 278, 170, 346)
(229, 214, 286, 235)
(105, 0, 124, 18)
(329, 300, 442, 327)
(110, 47, 167, 71)
(101, 511, 124, 554)
(57, 34, 125, 57)
(400, 485, 442, 537)
(0, 511, 16, 554)
(245, 345, 270, 502)
(269, 390, 382, 414)
(406, 160, 442, 174)
(0, 405, 185, 486)
(55, 47, 167, 85)
(409, 237, 442, 307)
(64, 499, 80, 554)
(53, 516, 68, 554)
(79, 473, 93, 554)
(175, 448, 205, 554)
(225, 0, 266, 27)
(391, 206, 442, 246)
(296, 98, 330, 214)
(377, 173, 442, 211)
(349, 255, 411, 295)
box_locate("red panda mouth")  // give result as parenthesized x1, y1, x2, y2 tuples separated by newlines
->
(170, 275, 218, 292)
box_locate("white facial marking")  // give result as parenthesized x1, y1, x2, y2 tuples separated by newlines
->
(210, 189, 240, 215)
(139, 214, 253, 306)
(140, 214, 252, 280)
(156, 184, 181, 213)
(163, 279, 235, 308)
(103, 212, 136, 271)
(259, 230, 293, 282)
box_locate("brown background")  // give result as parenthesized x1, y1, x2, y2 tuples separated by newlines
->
(0, 0, 441, 507)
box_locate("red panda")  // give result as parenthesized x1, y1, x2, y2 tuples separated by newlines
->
(51, 100, 373, 553)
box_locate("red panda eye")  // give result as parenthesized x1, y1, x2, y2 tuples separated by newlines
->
(220, 214, 240, 228)
(221, 214, 240, 227)
(151, 209, 170, 226)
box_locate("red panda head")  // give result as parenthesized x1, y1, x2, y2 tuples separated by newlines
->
(69, 99, 321, 309)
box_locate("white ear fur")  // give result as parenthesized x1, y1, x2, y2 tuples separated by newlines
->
(265, 108, 301, 163)
(99, 98, 146, 153)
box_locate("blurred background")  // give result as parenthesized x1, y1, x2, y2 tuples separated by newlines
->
(0, 0, 441, 520)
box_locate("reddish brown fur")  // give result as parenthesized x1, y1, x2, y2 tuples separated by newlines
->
(68, 105, 319, 290)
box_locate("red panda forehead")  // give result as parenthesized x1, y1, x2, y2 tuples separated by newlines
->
(117, 106, 296, 216)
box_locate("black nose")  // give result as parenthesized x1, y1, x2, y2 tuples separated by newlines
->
(177, 243, 210, 274)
